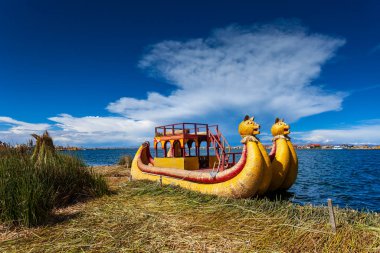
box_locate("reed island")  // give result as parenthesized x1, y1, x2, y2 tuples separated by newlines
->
(0, 119, 379, 252)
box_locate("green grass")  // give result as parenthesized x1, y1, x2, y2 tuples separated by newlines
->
(0, 147, 108, 227)
(0, 166, 378, 252)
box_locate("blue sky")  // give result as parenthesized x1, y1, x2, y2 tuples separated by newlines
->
(0, 0, 379, 147)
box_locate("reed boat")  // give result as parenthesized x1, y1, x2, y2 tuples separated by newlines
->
(131, 116, 298, 198)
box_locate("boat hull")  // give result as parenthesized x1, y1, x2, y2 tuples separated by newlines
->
(131, 141, 264, 198)
(280, 140, 298, 190)
(268, 138, 290, 191)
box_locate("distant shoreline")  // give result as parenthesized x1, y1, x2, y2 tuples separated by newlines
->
(56, 147, 139, 151)
(57, 145, 380, 151)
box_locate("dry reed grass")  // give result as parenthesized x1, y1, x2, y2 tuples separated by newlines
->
(0, 133, 108, 226)
(0, 166, 379, 252)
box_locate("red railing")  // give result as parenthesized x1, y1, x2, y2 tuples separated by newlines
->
(154, 123, 237, 170)
(226, 152, 241, 165)
(208, 128, 233, 171)
(155, 123, 211, 136)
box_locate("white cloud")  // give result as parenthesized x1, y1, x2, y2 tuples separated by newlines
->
(0, 23, 353, 146)
(49, 114, 153, 134)
(293, 121, 380, 144)
(108, 23, 346, 123)
(0, 117, 50, 133)
(2, 114, 380, 146)
(0, 117, 50, 144)
(48, 114, 154, 145)
(0, 115, 154, 146)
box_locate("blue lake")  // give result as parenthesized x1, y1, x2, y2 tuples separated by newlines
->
(63, 149, 380, 212)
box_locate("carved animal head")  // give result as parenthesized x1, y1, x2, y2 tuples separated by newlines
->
(238, 115, 260, 137)
(271, 118, 290, 136)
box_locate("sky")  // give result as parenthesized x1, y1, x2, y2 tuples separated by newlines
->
(0, 0, 379, 147)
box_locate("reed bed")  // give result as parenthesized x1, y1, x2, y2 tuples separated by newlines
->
(0, 133, 108, 227)
(1, 166, 379, 252)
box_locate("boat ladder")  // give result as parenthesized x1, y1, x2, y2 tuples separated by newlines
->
(208, 129, 231, 172)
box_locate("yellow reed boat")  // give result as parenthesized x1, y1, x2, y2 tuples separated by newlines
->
(131, 115, 298, 198)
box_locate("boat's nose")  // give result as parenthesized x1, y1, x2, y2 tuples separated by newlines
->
(253, 124, 260, 134)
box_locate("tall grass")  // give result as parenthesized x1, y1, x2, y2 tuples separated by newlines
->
(2, 174, 378, 252)
(0, 132, 108, 226)
(0, 150, 54, 226)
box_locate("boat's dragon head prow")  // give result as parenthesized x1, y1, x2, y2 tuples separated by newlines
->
(238, 115, 261, 143)
(268, 117, 298, 191)
(271, 118, 291, 140)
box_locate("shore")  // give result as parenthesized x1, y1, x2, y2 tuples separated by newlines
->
(0, 165, 379, 252)
(54, 146, 380, 151)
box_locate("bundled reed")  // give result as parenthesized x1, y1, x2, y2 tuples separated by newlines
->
(118, 155, 133, 167)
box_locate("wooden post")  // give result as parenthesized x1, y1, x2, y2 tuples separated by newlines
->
(159, 175, 162, 187)
(327, 199, 336, 233)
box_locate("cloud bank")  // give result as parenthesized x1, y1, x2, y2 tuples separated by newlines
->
(0, 114, 154, 146)
(2, 115, 380, 146)
(0, 117, 50, 144)
(0, 117, 50, 133)
(294, 120, 380, 145)
(1, 22, 354, 146)
(48, 114, 154, 145)
(108, 24, 345, 123)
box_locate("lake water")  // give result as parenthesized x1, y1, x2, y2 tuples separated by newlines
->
(63, 149, 380, 212)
